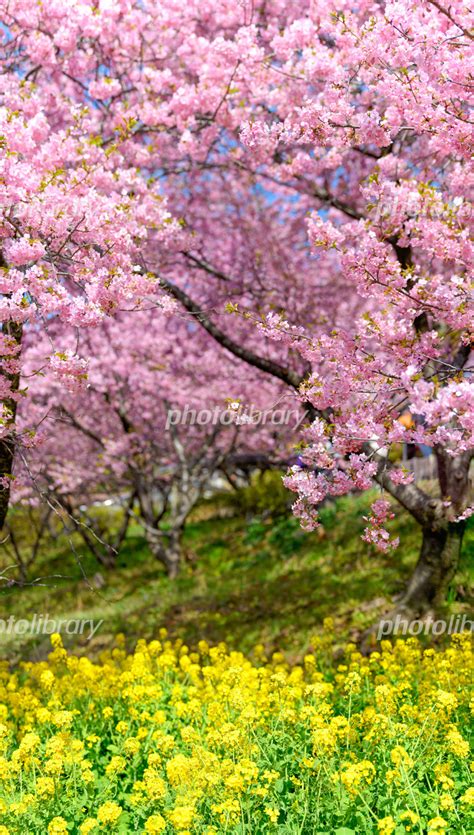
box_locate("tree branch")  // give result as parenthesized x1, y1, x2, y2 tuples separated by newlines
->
(159, 276, 304, 389)
(181, 251, 232, 282)
(370, 448, 441, 527)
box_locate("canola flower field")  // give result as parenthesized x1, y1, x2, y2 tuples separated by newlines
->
(0, 628, 472, 835)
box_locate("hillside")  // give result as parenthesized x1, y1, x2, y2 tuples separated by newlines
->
(1, 486, 472, 664)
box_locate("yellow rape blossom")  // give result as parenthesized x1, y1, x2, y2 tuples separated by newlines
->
(96, 801, 122, 825)
(144, 814, 167, 833)
(0, 632, 469, 833)
(48, 818, 68, 835)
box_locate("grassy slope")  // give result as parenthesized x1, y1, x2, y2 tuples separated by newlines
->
(0, 490, 472, 664)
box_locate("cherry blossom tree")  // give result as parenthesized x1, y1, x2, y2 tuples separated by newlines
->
(152, 0, 472, 615)
(1, 0, 472, 616)
(13, 310, 297, 577)
(0, 2, 182, 527)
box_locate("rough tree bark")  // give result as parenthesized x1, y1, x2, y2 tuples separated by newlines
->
(144, 526, 182, 579)
(0, 318, 23, 532)
(376, 448, 472, 617)
(399, 520, 466, 613)
(399, 448, 472, 612)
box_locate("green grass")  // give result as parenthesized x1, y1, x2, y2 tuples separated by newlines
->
(1, 489, 472, 663)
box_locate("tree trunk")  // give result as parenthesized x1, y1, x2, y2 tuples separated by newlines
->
(362, 449, 471, 650)
(398, 520, 466, 613)
(0, 319, 23, 531)
(373, 446, 472, 613)
(0, 435, 15, 531)
(145, 527, 182, 578)
(164, 529, 182, 579)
